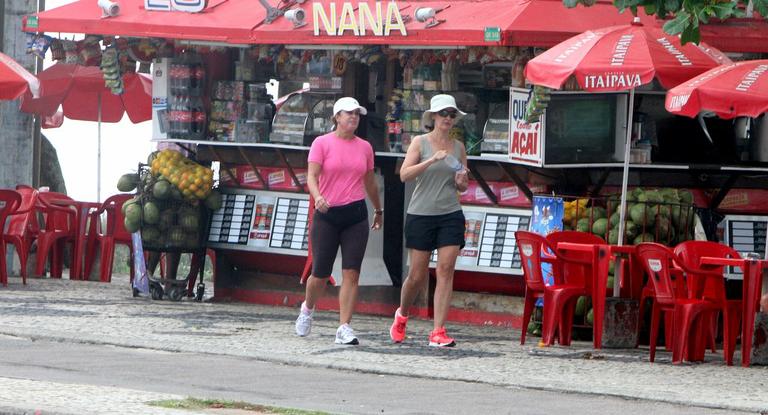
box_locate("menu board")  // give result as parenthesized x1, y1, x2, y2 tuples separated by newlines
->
(208, 193, 255, 245)
(269, 197, 310, 251)
(429, 206, 531, 275)
(208, 188, 310, 256)
(723, 215, 768, 278)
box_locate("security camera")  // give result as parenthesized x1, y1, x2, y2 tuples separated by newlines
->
(285, 8, 306, 28)
(414, 7, 435, 22)
(97, 0, 120, 17)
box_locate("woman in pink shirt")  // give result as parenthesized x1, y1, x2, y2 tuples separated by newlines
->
(295, 97, 383, 345)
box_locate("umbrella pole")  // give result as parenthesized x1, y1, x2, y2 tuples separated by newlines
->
(615, 88, 635, 296)
(97, 95, 102, 203)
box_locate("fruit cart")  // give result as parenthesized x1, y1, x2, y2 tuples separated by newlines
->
(123, 149, 221, 301)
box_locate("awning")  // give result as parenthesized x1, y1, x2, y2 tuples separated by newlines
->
(23, 0, 768, 52)
(247, 0, 657, 47)
(23, 0, 265, 44)
(248, 0, 526, 46)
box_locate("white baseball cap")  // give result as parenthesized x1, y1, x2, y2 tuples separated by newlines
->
(333, 97, 368, 116)
(421, 94, 466, 130)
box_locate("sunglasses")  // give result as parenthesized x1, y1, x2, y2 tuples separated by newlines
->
(437, 109, 458, 119)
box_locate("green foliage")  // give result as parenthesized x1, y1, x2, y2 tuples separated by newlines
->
(564, 0, 761, 45)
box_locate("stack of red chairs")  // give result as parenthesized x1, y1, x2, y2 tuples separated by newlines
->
(34, 192, 77, 279)
(674, 240, 743, 365)
(635, 243, 731, 364)
(545, 231, 607, 346)
(0, 190, 22, 286)
(3, 185, 39, 284)
(84, 194, 135, 283)
(516, 230, 604, 346)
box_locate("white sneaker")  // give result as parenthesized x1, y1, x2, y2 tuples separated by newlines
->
(295, 302, 313, 337)
(335, 323, 359, 345)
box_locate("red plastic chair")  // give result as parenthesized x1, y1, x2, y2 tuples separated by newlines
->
(0, 190, 22, 286)
(3, 186, 39, 284)
(84, 194, 135, 283)
(674, 240, 743, 365)
(34, 192, 77, 278)
(516, 230, 557, 345)
(517, 230, 598, 346)
(545, 231, 606, 346)
(635, 243, 726, 364)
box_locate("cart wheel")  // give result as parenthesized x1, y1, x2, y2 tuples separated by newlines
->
(150, 283, 164, 301)
(168, 287, 184, 302)
(195, 283, 205, 302)
(132, 287, 139, 298)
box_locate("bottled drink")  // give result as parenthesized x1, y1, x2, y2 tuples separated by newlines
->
(444, 154, 464, 172)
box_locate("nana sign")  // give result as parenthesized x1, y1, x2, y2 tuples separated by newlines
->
(145, 0, 209, 13)
(313, 2, 407, 37)
(508, 87, 543, 167)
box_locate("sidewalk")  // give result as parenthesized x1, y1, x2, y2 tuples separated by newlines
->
(0, 274, 766, 414)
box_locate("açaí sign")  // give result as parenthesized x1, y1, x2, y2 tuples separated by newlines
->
(508, 87, 543, 167)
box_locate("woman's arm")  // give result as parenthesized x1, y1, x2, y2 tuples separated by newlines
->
(364, 170, 383, 230)
(399, 135, 447, 182)
(307, 161, 329, 213)
(454, 141, 469, 192)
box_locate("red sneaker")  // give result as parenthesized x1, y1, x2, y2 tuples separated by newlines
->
(428, 327, 456, 348)
(389, 308, 408, 343)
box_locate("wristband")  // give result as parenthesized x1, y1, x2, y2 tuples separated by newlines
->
(374, 209, 383, 215)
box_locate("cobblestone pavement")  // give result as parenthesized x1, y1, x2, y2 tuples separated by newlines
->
(0, 274, 766, 414)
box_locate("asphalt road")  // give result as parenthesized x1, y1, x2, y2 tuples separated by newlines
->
(0, 334, 748, 415)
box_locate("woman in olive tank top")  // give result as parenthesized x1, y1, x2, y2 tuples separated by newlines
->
(389, 94, 468, 348)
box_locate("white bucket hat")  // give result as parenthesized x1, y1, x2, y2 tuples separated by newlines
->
(421, 94, 466, 131)
(333, 97, 368, 117)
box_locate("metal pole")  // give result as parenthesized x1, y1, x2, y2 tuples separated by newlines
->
(615, 88, 635, 296)
(97, 94, 102, 202)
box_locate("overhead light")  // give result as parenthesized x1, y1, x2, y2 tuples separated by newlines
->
(97, 0, 120, 18)
(414, 7, 435, 22)
(285, 44, 363, 50)
(414, 6, 446, 28)
(284, 9, 306, 28)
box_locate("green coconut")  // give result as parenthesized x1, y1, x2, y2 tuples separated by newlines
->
(117, 173, 139, 192)
(153, 180, 172, 200)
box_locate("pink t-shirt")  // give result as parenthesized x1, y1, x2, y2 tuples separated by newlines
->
(308, 132, 374, 207)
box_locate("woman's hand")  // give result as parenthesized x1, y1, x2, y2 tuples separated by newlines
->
(314, 196, 330, 213)
(371, 212, 383, 230)
(455, 169, 469, 191)
(430, 150, 448, 163)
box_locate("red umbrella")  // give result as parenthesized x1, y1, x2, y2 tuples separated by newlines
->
(524, 18, 730, 92)
(0, 51, 39, 100)
(20, 63, 151, 123)
(524, 18, 729, 248)
(666, 60, 768, 119)
(20, 63, 152, 201)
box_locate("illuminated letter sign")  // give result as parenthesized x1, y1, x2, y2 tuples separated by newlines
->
(145, 0, 208, 13)
(313, 1, 406, 37)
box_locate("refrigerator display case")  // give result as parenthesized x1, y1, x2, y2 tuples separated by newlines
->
(482, 102, 510, 154)
(270, 91, 339, 146)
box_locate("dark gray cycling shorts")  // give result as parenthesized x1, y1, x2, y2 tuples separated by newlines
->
(311, 199, 369, 278)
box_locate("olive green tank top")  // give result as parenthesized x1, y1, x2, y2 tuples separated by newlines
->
(406, 137, 463, 216)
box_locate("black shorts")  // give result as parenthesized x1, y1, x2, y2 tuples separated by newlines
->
(310, 199, 369, 278)
(405, 210, 465, 251)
